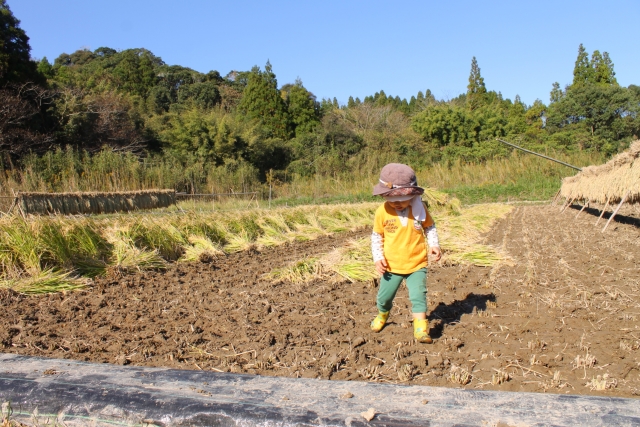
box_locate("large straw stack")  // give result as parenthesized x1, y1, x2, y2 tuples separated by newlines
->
(18, 190, 176, 215)
(561, 140, 640, 205)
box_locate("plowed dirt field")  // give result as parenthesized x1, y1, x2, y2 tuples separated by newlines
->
(2, 205, 639, 397)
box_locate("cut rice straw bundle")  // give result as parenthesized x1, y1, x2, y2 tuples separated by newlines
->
(269, 258, 321, 283)
(435, 204, 513, 267)
(561, 140, 640, 205)
(293, 213, 327, 239)
(110, 241, 165, 272)
(423, 187, 461, 214)
(180, 235, 223, 262)
(324, 238, 378, 283)
(0, 268, 88, 294)
(317, 215, 352, 233)
(104, 225, 165, 272)
(444, 243, 505, 267)
(223, 229, 256, 253)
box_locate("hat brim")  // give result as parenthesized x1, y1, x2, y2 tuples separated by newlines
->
(373, 183, 393, 196)
(383, 195, 415, 202)
(373, 184, 424, 197)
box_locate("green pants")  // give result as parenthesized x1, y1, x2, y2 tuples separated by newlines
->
(376, 268, 428, 314)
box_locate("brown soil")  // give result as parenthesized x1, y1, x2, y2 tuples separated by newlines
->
(1, 205, 639, 397)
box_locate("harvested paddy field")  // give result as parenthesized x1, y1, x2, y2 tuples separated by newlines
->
(1, 205, 639, 398)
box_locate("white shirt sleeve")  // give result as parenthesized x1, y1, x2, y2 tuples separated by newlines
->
(425, 224, 440, 248)
(371, 231, 384, 262)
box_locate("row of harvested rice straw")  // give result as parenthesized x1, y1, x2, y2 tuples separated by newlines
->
(561, 140, 640, 204)
(17, 190, 176, 215)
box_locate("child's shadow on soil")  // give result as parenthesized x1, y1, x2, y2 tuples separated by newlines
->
(428, 292, 495, 339)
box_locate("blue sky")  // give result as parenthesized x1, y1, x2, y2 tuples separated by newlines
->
(12, 0, 640, 107)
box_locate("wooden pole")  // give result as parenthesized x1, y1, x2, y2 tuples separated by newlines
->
(602, 190, 631, 233)
(10, 189, 25, 218)
(575, 200, 589, 219)
(246, 193, 258, 209)
(5, 190, 18, 216)
(558, 198, 568, 211)
(5, 198, 17, 216)
(560, 197, 575, 213)
(595, 197, 610, 226)
(267, 169, 273, 210)
(550, 189, 561, 206)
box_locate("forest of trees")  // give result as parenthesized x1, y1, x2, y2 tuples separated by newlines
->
(1, 0, 639, 192)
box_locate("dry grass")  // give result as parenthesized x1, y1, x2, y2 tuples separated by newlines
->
(1, 402, 38, 427)
(491, 369, 510, 385)
(449, 365, 472, 385)
(586, 374, 618, 391)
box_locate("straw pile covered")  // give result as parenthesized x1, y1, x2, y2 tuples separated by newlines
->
(561, 140, 640, 204)
(19, 190, 176, 215)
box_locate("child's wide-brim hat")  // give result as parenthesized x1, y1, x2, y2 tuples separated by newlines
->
(373, 163, 424, 196)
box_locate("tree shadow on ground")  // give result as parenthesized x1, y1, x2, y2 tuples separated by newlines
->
(569, 205, 640, 228)
(428, 292, 496, 339)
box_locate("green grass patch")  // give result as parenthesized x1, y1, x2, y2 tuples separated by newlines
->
(442, 180, 560, 205)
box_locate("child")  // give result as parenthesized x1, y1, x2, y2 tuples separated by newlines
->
(370, 163, 441, 343)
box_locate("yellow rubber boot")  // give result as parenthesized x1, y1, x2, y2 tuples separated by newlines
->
(370, 311, 389, 332)
(413, 319, 433, 343)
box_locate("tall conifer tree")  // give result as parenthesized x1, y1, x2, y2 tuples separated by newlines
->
(601, 52, 617, 85)
(238, 61, 292, 139)
(572, 44, 593, 86)
(466, 56, 486, 110)
(592, 50, 617, 85)
(550, 82, 563, 103)
(286, 78, 319, 136)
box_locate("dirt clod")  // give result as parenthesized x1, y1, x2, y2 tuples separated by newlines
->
(352, 337, 365, 348)
(361, 408, 376, 422)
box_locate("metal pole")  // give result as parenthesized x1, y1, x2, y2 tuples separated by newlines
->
(496, 139, 582, 171)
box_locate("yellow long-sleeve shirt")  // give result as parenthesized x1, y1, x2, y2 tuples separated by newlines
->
(372, 203, 435, 274)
